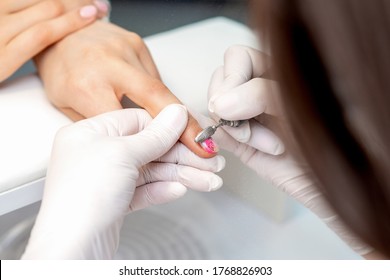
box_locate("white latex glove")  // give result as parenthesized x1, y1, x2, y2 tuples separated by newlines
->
(204, 45, 371, 256)
(22, 104, 225, 259)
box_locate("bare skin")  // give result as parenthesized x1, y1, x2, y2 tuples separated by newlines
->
(0, 0, 106, 82)
(34, 21, 215, 158)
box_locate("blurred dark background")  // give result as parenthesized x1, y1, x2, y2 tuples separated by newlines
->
(12, 0, 249, 80)
(111, 0, 249, 37)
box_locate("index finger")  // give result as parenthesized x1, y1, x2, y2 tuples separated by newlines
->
(114, 62, 218, 158)
(223, 45, 270, 85)
(212, 78, 280, 119)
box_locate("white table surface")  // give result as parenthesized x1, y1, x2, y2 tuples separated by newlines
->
(0, 17, 285, 216)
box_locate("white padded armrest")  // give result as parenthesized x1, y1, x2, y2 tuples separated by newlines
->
(0, 77, 71, 193)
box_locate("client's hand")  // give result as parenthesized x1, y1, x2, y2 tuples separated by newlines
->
(22, 104, 225, 259)
(34, 21, 215, 158)
(0, 0, 108, 82)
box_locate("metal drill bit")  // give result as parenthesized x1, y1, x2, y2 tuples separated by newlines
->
(194, 119, 247, 143)
(194, 123, 222, 143)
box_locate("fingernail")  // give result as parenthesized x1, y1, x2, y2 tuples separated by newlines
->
(199, 137, 219, 154)
(94, 0, 110, 13)
(213, 93, 239, 115)
(80, 5, 98, 18)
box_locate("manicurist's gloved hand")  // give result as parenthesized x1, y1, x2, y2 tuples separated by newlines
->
(0, 0, 108, 82)
(22, 104, 225, 259)
(203, 45, 372, 256)
(34, 20, 215, 158)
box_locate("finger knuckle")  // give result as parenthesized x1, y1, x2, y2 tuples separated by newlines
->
(67, 74, 99, 94)
(46, 0, 66, 17)
(127, 32, 145, 52)
(225, 45, 244, 57)
(139, 165, 154, 184)
(31, 24, 55, 46)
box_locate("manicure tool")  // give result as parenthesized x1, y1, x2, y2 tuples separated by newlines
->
(194, 119, 248, 143)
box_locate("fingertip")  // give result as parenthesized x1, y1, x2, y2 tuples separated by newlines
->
(180, 116, 219, 158)
(246, 122, 286, 156)
(209, 175, 223, 191)
(168, 183, 188, 198)
(155, 104, 188, 135)
(273, 141, 285, 155)
(130, 182, 187, 212)
(79, 5, 98, 19)
(207, 66, 225, 113)
(160, 103, 188, 117)
(215, 155, 226, 172)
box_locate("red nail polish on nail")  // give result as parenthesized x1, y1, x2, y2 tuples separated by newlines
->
(200, 137, 219, 154)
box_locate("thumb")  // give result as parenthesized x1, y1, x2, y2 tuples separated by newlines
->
(127, 104, 188, 166)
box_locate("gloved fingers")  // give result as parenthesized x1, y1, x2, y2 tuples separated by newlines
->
(192, 110, 305, 187)
(208, 66, 245, 110)
(192, 109, 282, 166)
(137, 162, 223, 192)
(129, 182, 187, 212)
(75, 108, 152, 137)
(206, 66, 254, 143)
(113, 61, 217, 158)
(207, 74, 282, 154)
(124, 104, 188, 166)
(223, 45, 270, 82)
(209, 78, 279, 119)
(210, 66, 246, 100)
(216, 120, 251, 143)
(190, 109, 241, 153)
(158, 142, 225, 172)
(222, 119, 285, 155)
(208, 46, 271, 112)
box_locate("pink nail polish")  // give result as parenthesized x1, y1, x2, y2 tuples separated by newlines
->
(80, 5, 98, 18)
(94, 0, 109, 13)
(200, 137, 219, 154)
